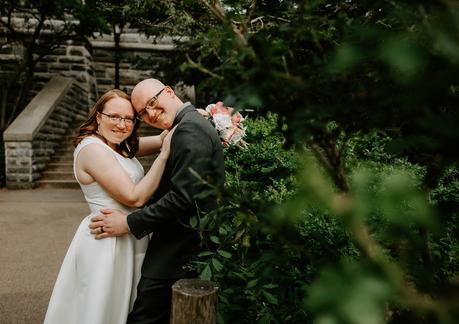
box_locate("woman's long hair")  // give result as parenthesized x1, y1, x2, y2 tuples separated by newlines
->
(73, 89, 140, 158)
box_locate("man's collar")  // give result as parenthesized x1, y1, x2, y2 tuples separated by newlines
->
(172, 102, 195, 128)
(175, 101, 193, 117)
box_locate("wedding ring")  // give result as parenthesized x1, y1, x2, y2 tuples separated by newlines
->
(100, 226, 105, 233)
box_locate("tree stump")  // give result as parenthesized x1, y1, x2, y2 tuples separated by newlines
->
(170, 278, 218, 324)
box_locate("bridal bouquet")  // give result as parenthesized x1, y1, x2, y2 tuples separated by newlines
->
(204, 102, 248, 148)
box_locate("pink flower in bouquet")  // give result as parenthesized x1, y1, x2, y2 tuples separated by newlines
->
(205, 102, 247, 147)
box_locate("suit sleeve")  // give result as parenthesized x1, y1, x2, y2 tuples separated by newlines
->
(127, 122, 214, 239)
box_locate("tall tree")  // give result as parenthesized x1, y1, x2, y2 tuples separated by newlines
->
(95, 0, 133, 89)
(0, 0, 106, 131)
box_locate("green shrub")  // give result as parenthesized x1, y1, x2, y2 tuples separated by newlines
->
(192, 113, 355, 323)
(190, 116, 458, 323)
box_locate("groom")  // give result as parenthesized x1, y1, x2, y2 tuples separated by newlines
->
(89, 78, 225, 324)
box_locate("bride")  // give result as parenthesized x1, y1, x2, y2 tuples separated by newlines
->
(44, 89, 174, 324)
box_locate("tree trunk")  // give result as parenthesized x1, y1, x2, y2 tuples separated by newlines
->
(170, 278, 218, 324)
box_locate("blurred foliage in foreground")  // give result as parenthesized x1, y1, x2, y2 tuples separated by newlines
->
(117, 0, 459, 322)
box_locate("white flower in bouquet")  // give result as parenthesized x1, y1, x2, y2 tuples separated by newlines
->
(205, 102, 248, 147)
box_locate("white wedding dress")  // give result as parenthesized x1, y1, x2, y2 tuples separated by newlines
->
(44, 136, 149, 324)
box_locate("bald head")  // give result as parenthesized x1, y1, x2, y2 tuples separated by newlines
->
(131, 78, 185, 129)
(131, 78, 165, 112)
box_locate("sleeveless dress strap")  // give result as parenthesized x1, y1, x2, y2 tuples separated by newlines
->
(73, 136, 116, 184)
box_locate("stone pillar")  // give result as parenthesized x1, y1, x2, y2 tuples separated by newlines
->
(4, 141, 36, 188)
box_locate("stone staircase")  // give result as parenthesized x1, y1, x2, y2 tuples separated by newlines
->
(38, 118, 161, 189)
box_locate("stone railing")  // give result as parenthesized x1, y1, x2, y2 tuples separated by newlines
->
(3, 76, 88, 188)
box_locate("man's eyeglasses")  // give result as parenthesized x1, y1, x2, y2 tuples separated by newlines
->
(136, 87, 166, 121)
(100, 112, 136, 126)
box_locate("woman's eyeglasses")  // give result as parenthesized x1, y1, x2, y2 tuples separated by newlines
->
(100, 112, 136, 126)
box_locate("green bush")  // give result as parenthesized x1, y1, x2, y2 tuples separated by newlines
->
(192, 113, 356, 323)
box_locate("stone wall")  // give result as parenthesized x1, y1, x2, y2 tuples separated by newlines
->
(87, 31, 194, 102)
(32, 42, 98, 107)
(0, 32, 193, 107)
(0, 44, 18, 82)
(89, 33, 193, 100)
(0, 40, 98, 113)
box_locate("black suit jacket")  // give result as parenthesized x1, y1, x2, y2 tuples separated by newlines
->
(127, 104, 225, 279)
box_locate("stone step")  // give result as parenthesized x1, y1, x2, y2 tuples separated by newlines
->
(45, 162, 73, 171)
(62, 132, 78, 143)
(71, 121, 85, 127)
(38, 179, 80, 189)
(55, 148, 75, 154)
(53, 153, 74, 160)
(41, 171, 76, 180)
(73, 114, 86, 120)
(53, 156, 74, 163)
(61, 138, 78, 144)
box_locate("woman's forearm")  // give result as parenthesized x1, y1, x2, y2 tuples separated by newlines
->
(137, 134, 164, 157)
(126, 153, 169, 207)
